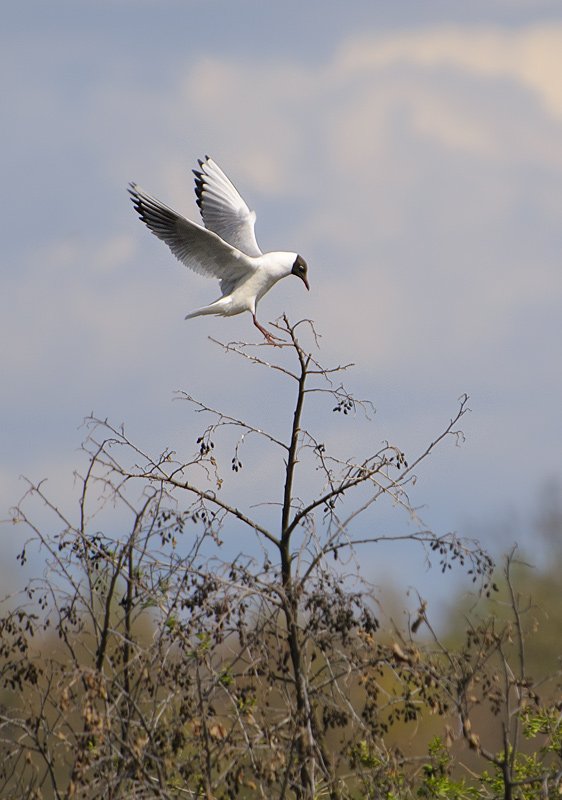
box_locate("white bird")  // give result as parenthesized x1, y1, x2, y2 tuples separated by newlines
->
(128, 156, 309, 344)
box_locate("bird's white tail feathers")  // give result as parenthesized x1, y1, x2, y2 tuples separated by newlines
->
(185, 298, 230, 319)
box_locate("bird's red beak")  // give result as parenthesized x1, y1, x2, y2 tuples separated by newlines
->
(302, 275, 310, 291)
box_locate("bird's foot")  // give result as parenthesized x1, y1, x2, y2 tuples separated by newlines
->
(253, 316, 283, 346)
(262, 330, 283, 346)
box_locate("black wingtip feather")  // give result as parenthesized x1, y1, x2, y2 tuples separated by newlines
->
(193, 157, 213, 219)
(193, 168, 206, 212)
(128, 185, 143, 216)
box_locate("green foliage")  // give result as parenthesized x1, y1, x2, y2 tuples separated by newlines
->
(417, 738, 480, 800)
(522, 707, 562, 752)
(479, 709, 562, 799)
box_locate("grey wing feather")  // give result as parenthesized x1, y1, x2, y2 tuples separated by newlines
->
(128, 183, 254, 284)
(193, 157, 262, 257)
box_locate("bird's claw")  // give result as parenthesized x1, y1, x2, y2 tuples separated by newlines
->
(262, 332, 282, 346)
(253, 315, 283, 345)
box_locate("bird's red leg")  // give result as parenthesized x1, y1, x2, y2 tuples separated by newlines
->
(253, 314, 281, 345)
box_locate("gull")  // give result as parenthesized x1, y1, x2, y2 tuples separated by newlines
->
(128, 156, 309, 344)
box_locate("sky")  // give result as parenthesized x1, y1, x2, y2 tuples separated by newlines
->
(1, 0, 561, 608)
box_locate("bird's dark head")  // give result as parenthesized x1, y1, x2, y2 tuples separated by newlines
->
(291, 255, 309, 291)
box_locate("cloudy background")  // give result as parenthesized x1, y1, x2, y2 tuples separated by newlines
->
(2, 1, 561, 605)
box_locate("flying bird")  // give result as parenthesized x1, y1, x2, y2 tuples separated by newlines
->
(128, 157, 309, 344)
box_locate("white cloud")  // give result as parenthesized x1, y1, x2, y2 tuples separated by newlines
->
(335, 24, 562, 120)
(189, 24, 562, 168)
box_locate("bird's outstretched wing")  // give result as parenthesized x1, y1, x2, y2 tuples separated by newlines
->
(129, 183, 255, 284)
(193, 157, 262, 258)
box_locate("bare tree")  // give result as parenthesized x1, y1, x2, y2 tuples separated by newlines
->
(1, 316, 499, 799)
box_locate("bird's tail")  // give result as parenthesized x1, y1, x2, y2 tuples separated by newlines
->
(185, 298, 229, 319)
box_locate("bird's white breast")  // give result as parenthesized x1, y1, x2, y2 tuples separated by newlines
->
(223, 252, 295, 315)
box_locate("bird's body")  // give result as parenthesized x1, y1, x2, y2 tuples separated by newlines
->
(128, 157, 309, 343)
